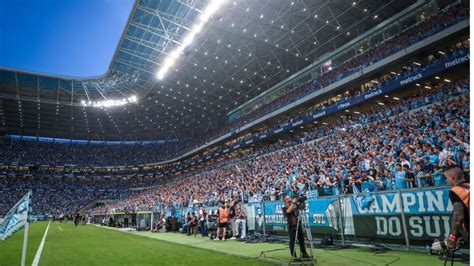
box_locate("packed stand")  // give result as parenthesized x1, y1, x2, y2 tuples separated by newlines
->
(91, 78, 469, 214)
(0, 177, 161, 215)
(0, 139, 192, 166)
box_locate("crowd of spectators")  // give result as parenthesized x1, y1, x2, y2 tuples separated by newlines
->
(0, 3, 469, 216)
(1, 65, 469, 216)
(90, 77, 469, 214)
(0, 177, 160, 215)
(0, 139, 192, 166)
(199, 40, 469, 158)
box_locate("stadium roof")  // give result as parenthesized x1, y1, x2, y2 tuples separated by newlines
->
(0, 0, 415, 141)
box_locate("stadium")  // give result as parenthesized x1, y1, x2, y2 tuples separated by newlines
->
(0, 0, 471, 265)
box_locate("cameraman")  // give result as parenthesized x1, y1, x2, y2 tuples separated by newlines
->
(283, 195, 310, 259)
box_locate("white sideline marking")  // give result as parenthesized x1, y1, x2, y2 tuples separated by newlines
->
(32, 221, 51, 266)
(57, 225, 63, 231)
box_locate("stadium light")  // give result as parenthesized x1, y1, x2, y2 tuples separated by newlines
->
(80, 95, 138, 108)
(156, 0, 228, 80)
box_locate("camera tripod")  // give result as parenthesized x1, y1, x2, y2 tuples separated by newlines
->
(291, 209, 316, 262)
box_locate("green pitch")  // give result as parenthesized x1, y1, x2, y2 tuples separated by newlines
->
(0, 221, 461, 265)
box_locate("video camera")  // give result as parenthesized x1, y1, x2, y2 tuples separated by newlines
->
(294, 194, 307, 210)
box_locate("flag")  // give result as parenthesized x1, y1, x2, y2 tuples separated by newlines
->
(0, 191, 31, 241)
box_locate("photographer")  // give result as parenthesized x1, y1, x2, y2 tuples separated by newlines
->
(443, 165, 469, 249)
(283, 195, 310, 259)
(188, 212, 198, 237)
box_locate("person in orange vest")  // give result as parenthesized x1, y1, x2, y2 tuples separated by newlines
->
(214, 200, 230, 240)
(443, 165, 469, 249)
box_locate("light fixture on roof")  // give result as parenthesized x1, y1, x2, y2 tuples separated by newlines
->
(156, 0, 227, 80)
(81, 95, 138, 108)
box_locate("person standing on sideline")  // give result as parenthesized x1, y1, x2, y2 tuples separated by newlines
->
(215, 200, 229, 240)
(198, 204, 208, 237)
(229, 200, 238, 240)
(443, 165, 469, 249)
(235, 202, 247, 239)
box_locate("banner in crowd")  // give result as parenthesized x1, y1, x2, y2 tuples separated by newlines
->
(263, 201, 286, 229)
(245, 202, 262, 231)
(258, 187, 452, 242)
(262, 197, 343, 234)
(0, 191, 31, 241)
(349, 188, 452, 241)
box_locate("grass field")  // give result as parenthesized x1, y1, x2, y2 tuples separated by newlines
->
(0, 221, 463, 266)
